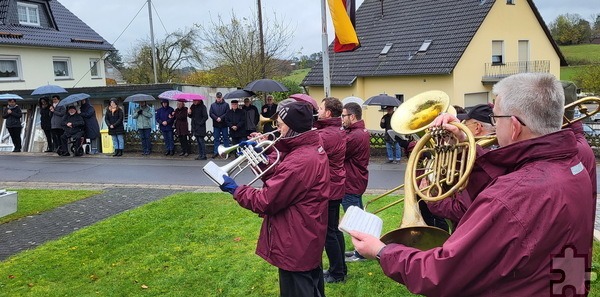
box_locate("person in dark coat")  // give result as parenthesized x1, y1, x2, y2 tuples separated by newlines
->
(188, 99, 208, 160)
(380, 106, 401, 163)
(49, 95, 65, 152)
(350, 73, 593, 296)
(38, 97, 53, 152)
(261, 95, 278, 133)
(59, 105, 85, 156)
(2, 99, 22, 152)
(241, 97, 259, 138)
(209, 92, 230, 158)
(155, 99, 175, 156)
(316, 97, 348, 283)
(219, 102, 330, 297)
(104, 98, 125, 157)
(79, 98, 100, 154)
(174, 100, 191, 156)
(225, 100, 246, 145)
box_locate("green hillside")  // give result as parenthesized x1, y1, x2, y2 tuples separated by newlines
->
(560, 44, 600, 81)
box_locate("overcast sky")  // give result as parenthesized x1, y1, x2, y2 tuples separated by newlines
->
(58, 0, 597, 60)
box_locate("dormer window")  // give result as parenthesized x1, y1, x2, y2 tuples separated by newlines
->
(17, 2, 40, 26)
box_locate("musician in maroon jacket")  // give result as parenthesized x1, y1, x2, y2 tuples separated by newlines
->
(316, 97, 347, 283)
(219, 102, 330, 297)
(349, 73, 593, 296)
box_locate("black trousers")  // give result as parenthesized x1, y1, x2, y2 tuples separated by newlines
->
(7, 127, 22, 151)
(43, 129, 53, 150)
(179, 134, 190, 154)
(278, 266, 324, 297)
(324, 199, 346, 278)
(51, 128, 63, 151)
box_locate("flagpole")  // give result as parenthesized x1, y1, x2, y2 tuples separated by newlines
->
(148, 0, 158, 84)
(320, 0, 331, 97)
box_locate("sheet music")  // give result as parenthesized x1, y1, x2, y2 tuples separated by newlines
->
(338, 206, 383, 238)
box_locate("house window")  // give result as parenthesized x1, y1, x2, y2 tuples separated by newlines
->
(507, 0, 515, 4)
(395, 94, 404, 104)
(89, 58, 100, 78)
(0, 56, 22, 81)
(417, 40, 432, 52)
(17, 2, 40, 26)
(380, 43, 393, 55)
(492, 40, 504, 65)
(53, 57, 71, 79)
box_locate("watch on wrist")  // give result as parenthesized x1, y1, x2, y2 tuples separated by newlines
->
(376, 245, 386, 261)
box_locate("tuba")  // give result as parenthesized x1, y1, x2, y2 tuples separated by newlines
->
(378, 90, 477, 250)
(258, 115, 277, 133)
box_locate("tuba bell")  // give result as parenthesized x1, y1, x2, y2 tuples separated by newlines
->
(258, 115, 277, 133)
(378, 90, 477, 250)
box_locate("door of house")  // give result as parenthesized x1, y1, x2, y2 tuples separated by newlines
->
(518, 40, 529, 73)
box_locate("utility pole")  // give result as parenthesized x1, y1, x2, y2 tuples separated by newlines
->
(148, 0, 158, 84)
(257, 0, 266, 79)
(320, 0, 331, 97)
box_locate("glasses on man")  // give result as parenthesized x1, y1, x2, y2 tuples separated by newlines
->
(341, 113, 353, 118)
(489, 114, 526, 126)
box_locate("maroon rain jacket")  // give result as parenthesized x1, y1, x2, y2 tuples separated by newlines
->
(379, 130, 593, 296)
(344, 120, 370, 195)
(315, 117, 346, 200)
(233, 129, 330, 272)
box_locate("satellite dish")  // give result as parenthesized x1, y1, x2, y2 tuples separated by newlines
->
(342, 96, 366, 108)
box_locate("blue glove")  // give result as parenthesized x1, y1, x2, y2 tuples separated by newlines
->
(219, 174, 238, 195)
(239, 141, 257, 148)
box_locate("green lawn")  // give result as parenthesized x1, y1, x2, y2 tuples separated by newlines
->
(0, 189, 101, 224)
(283, 68, 310, 85)
(560, 44, 600, 66)
(0, 191, 598, 296)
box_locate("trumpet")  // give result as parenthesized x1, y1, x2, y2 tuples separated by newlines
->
(203, 131, 281, 186)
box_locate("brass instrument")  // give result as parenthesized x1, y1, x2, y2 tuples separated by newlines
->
(258, 115, 277, 133)
(364, 91, 456, 215)
(203, 131, 281, 186)
(563, 96, 600, 126)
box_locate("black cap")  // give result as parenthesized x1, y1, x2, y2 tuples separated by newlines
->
(278, 102, 313, 133)
(231, 100, 238, 104)
(68, 105, 77, 110)
(463, 104, 493, 124)
(216, 92, 222, 98)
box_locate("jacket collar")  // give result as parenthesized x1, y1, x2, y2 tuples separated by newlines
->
(476, 130, 578, 179)
(315, 117, 342, 129)
(345, 120, 366, 132)
(564, 120, 583, 137)
(275, 129, 321, 153)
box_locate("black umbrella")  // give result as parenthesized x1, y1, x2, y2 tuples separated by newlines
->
(244, 79, 288, 92)
(124, 94, 156, 103)
(57, 93, 90, 107)
(363, 94, 400, 107)
(223, 89, 256, 99)
(31, 84, 68, 96)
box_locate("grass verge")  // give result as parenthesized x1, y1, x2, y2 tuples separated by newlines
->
(0, 191, 598, 296)
(0, 189, 102, 224)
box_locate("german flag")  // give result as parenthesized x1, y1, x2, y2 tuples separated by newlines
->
(328, 0, 359, 53)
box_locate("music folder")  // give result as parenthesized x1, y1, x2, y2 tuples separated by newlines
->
(202, 161, 226, 186)
(338, 206, 383, 238)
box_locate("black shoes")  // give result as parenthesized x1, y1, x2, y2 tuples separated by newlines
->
(323, 270, 346, 283)
(164, 151, 170, 156)
(344, 251, 354, 257)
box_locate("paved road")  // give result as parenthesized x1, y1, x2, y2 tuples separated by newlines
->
(0, 152, 406, 192)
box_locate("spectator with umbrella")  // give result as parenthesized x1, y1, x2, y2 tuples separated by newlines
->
(133, 101, 154, 155)
(225, 100, 246, 145)
(156, 99, 175, 156)
(58, 105, 85, 157)
(2, 98, 23, 152)
(261, 95, 278, 133)
(241, 97, 259, 138)
(380, 106, 402, 163)
(49, 95, 66, 152)
(174, 100, 191, 157)
(104, 98, 125, 157)
(188, 97, 209, 160)
(79, 98, 100, 154)
(209, 92, 230, 158)
(38, 97, 53, 152)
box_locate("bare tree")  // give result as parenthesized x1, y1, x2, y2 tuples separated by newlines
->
(124, 26, 203, 84)
(199, 11, 294, 87)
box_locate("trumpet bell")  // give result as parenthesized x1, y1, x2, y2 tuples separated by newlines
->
(391, 90, 453, 135)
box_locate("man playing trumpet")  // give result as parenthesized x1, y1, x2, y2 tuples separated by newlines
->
(349, 73, 593, 296)
(218, 102, 331, 297)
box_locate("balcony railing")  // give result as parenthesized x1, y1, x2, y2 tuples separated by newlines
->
(483, 60, 550, 82)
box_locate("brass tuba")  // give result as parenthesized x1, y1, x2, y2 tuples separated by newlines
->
(258, 115, 277, 133)
(378, 90, 477, 250)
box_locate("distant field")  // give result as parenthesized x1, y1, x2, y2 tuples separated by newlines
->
(559, 44, 600, 82)
(283, 68, 310, 85)
(560, 44, 600, 65)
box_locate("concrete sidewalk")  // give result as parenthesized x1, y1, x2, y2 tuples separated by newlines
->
(0, 187, 179, 261)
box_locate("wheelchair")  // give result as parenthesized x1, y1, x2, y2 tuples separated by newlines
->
(59, 133, 90, 157)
